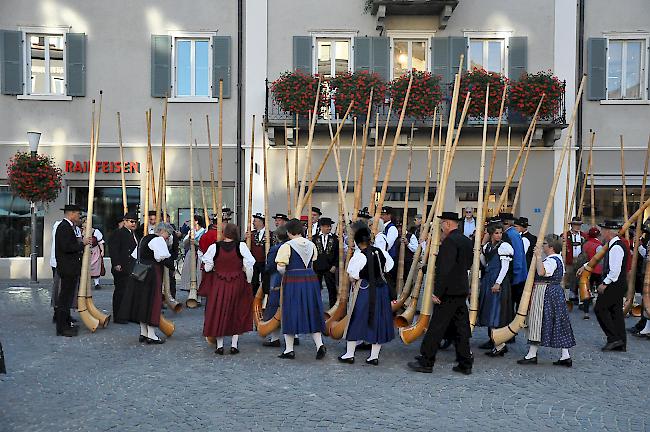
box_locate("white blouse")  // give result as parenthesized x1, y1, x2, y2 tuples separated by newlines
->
(347, 247, 394, 281)
(201, 242, 256, 273)
(149, 236, 172, 262)
(480, 242, 514, 285)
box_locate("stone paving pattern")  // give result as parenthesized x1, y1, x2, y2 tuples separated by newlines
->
(0, 280, 648, 431)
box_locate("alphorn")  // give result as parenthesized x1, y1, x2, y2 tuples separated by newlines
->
(186, 119, 200, 309)
(217, 80, 224, 240)
(284, 121, 292, 216)
(577, 132, 596, 220)
(246, 115, 255, 249)
(482, 85, 508, 217)
(620, 135, 629, 239)
(117, 112, 128, 214)
(294, 78, 322, 217)
(510, 136, 533, 212)
(396, 130, 414, 297)
(492, 76, 586, 346)
(207, 115, 218, 225)
(368, 100, 393, 216)
(469, 84, 491, 330)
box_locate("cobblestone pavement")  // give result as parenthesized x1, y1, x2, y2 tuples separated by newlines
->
(0, 280, 648, 432)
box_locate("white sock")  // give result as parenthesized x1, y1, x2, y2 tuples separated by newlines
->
(216, 337, 224, 349)
(368, 344, 381, 361)
(495, 343, 506, 352)
(560, 348, 571, 360)
(356, 340, 365, 346)
(283, 334, 295, 353)
(311, 332, 323, 349)
(231, 335, 239, 348)
(93, 278, 99, 286)
(525, 345, 538, 359)
(342, 341, 356, 359)
(139, 322, 147, 336)
(147, 325, 159, 340)
(640, 321, 650, 335)
(269, 330, 280, 342)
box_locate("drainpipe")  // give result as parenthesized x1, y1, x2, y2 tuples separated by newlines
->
(575, 0, 585, 211)
(236, 0, 244, 228)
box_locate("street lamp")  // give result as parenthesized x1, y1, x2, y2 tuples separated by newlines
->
(27, 131, 41, 283)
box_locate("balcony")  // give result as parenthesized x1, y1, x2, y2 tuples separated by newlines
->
(367, 0, 460, 31)
(265, 79, 567, 144)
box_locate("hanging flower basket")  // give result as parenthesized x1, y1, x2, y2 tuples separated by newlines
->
(390, 70, 442, 119)
(458, 68, 508, 117)
(329, 71, 386, 117)
(271, 71, 327, 116)
(7, 152, 63, 203)
(508, 71, 565, 118)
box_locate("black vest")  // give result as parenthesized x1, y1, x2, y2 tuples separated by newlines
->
(602, 239, 628, 295)
(522, 231, 537, 270)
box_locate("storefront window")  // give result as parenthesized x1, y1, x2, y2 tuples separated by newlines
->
(0, 186, 44, 257)
(587, 186, 650, 222)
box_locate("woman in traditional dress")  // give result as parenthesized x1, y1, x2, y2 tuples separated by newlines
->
(518, 234, 575, 366)
(199, 223, 255, 355)
(338, 226, 394, 365)
(275, 219, 326, 360)
(179, 215, 206, 292)
(477, 221, 514, 357)
(81, 218, 105, 290)
(262, 226, 288, 347)
(118, 222, 174, 344)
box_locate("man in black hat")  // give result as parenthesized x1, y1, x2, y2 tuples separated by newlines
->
(408, 211, 474, 375)
(55, 204, 93, 336)
(273, 213, 290, 245)
(108, 211, 139, 322)
(249, 213, 268, 295)
(310, 207, 322, 237)
(579, 220, 629, 351)
(500, 212, 527, 322)
(565, 216, 586, 303)
(312, 217, 339, 307)
(514, 216, 537, 270)
(380, 206, 400, 299)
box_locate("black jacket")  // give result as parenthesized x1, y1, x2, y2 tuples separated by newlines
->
(522, 231, 537, 271)
(108, 227, 138, 274)
(55, 219, 84, 277)
(434, 228, 473, 298)
(312, 233, 339, 273)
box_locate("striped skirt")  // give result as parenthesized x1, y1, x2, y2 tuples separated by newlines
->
(527, 283, 547, 343)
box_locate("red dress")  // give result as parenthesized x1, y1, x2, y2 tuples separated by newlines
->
(199, 242, 253, 337)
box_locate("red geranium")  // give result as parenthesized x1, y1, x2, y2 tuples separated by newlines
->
(458, 68, 508, 117)
(7, 152, 63, 203)
(389, 69, 442, 119)
(508, 71, 565, 118)
(271, 71, 327, 115)
(329, 71, 386, 117)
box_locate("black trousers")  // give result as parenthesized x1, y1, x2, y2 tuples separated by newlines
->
(511, 282, 525, 315)
(169, 266, 177, 299)
(386, 266, 398, 301)
(252, 261, 268, 296)
(112, 271, 128, 318)
(420, 296, 473, 369)
(316, 270, 337, 308)
(594, 285, 626, 344)
(56, 273, 78, 333)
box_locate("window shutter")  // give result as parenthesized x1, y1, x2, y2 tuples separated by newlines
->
(0, 30, 23, 95)
(508, 36, 527, 80)
(449, 37, 468, 79)
(151, 35, 171, 98)
(371, 37, 390, 82)
(66, 33, 86, 97)
(293, 36, 312, 74)
(431, 37, 450, 83)
(354, 36, 372, 74)
(587, 38, 607, 101)
(212, 36, 231, 98)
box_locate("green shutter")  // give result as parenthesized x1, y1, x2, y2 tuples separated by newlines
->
(0, 30, 23, 95)
(151, 35, 171, 98)
(293, 36, 312, 74)
(66, 33, 86, 97)
(354, 36, 371, 74)
(371, 37, 390, 82)
(587, 38, 607, 101)
(508, 36, 527, 80)
(212, 36, 231, 98)
(449, 37, 468, 79)
(431, 37, 449, 83)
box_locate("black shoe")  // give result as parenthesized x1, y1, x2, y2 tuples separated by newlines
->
(145, 337, 165, 345)
(414, 355, 424, 362)
(70, 317, 78, 323)
(230, 347, 240, 355)
(628, 326, 641, 334)
(365, 358, 379, 366)
(52, 313, 56, 323)
(294, 338, 300, 346)
(278, 351, 295, 359)
(316, 345, 327, 360)
(452, 365, 472, 375)
(263, 339, 281, 347)
(407, 361, 432, 373)
(485, 346, 508, 357)
(338, 355, 354, 364)
(552, 358, 572, 367)
(602, 341, 626, 352)
(139, 335, 147, 343)
(583, 314, 590, 320)
(632, 332, 650, 339)
(478, 340, 494, 350)
(357, 342, 371, 351)
(215, 347, 224, 355)
(56, 327, 78, 337)
(439, 339, 452, 350)
(517, 356, 538, 365)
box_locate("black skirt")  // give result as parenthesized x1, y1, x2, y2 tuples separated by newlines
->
(116, 263, 163, 326)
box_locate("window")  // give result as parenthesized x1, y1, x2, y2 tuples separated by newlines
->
(174, 37, 212, 98)
(26, 33, 65, 95)
(316, 38, 350, 78)
(392, 39, 427, 78)
(588, 186, 649, 221)
(468, 39, 505, 74)
(607, 39, 646, 100)
(0, 186, 44, 258)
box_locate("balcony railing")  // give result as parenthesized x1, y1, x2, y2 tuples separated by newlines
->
(265, 79, 566, 130)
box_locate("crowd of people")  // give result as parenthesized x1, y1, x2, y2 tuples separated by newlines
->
(49, 201, 649, 375)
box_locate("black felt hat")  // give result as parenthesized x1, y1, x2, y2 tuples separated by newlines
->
(498, 212, 515, 222)
(514, 216, 530, 228)
(598, 220, 623, 230)
(438, 211, 462, 221)
(381, 206, 393, 215)
(147, 210, 157, 217)
(273, 213, 289, 221)
(311, 207, 322, 215)
(123, 211, 138, 221)
(357, 207, 372, 220)
(570, 216, 583, 225)
(253, 212, 265, 221)
(60, 204, 84, 212)
(318, 217, 334, 226)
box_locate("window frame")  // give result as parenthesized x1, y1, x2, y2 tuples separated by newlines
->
(604, 33, 649, 102)
(464, 31, 511, 77)
(310, 32, 355, 78)
(387, 31, 434, 80)
(169, 31, 217, 102)
(19, 26, 71, 100)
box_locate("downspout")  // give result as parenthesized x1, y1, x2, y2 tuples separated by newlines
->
(236, 0, 244, 228)
(575, 0, 585, 211)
